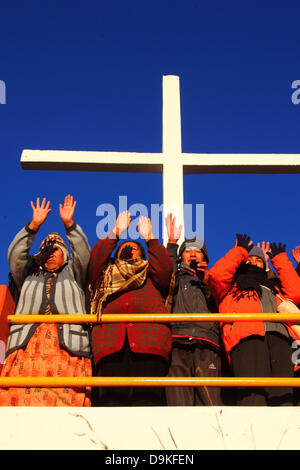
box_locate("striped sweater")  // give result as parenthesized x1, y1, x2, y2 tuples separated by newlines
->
(6, 223, 91, 358)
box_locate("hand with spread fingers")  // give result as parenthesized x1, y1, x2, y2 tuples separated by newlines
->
(59, 194, 77, 229)
(236, 233, 253, 252)
(257, 241, 270, 265)
(292, 246, 300, 265)
(28, 197, 52, 231)
(138, 216, 154, 242)
(112, 210, 131, 238)
(267, 242, 286, 259)
(165, 213, 182, 244)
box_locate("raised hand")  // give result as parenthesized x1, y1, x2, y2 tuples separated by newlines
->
(113, 210, 131, 238)
(257, 241, 270, 264)
(165, 213, 182, 243)
(236, 233, 253, 252)
(138, 216, 154, 242)
(292, 246, 300, 265)
(59, 194, 76, 228)
(29, 197, 52, 231)
(267, 242, 286, 259)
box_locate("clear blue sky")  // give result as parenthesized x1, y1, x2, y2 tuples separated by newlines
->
(0, 1, 300, 285)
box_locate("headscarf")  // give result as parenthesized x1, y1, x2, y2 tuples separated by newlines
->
(90, 257, 149, 320)
(33, 232, 69, 266)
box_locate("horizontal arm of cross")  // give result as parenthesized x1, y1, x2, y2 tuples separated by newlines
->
(21, 149, 300, 174)
(20, 150, 165, 173)
(182, 153, 300, 174)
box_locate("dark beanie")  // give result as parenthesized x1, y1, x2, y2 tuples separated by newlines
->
(179, 237, 209, 263)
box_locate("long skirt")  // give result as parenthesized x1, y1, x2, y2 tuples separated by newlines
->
(0, 323, 92, 406)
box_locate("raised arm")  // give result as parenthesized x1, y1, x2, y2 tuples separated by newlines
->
(292, 245, 300, 277)
(59, 194, 76, 229)
(138, 216, 173, 297)
(28, 197, 52, 232)
(208, 234, 252, 304)
(268, 243, 300, 305)
(8, 197, 52, 288)
(88, 211, 131, 288)
(58, 195, 90, 288)
(66, 224, 90, 288)
(165, 213, 182, 272)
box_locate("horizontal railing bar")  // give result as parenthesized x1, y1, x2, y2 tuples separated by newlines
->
(0, 377, 300, 387)
(7, 313, 300, 324)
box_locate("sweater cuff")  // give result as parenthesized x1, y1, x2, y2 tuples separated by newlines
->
(65, 221, 77, 233)
(25, 223, 38, 234)
(167, 242, 179, 257)
(105, 230, 120, 241)
(146, 238, 160, 248)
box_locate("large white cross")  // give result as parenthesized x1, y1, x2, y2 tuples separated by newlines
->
(20, 75, 300, 246)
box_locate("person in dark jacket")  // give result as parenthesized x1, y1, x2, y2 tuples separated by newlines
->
(164, 214, 223, 406)
(292, 245, 300, 288)
(292, 245, 300, 405)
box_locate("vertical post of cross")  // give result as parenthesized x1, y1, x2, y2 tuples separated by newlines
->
(162, 75, 185, 246)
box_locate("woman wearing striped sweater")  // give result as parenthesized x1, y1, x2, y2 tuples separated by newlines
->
(0, 195, 92, 406)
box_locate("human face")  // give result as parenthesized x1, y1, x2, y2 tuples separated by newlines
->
(44, 247, 65, 271)
(181, 247, 205, 266)
(246, 256, 265, 269)
(117, 242, 142, 260)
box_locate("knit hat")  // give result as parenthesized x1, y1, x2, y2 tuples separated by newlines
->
(33, 232, 69, 265)
(179, 237, 209, 263)
(248, 246, 266, 268)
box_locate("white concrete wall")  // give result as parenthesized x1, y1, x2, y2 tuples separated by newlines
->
(0, 406, 300, 450)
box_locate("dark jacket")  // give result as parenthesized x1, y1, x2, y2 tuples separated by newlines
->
(167, 243, 220, 348)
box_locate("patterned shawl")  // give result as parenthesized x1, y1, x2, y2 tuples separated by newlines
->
(90, 257, 149, 320)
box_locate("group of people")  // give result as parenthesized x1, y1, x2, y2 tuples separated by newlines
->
(1, 195, 300, 407)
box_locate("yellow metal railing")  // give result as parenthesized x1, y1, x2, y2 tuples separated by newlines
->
(7, 313, 300, 324)
(2, 312, 300, 388)
(0, 376, 299, 388)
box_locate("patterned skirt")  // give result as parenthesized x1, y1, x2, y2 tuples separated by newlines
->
(0, 323, 92, 406)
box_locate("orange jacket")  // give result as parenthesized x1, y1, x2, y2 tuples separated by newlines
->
(208, 246, 300, 355)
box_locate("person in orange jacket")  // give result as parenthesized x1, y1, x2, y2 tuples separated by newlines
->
(291, 245, 300, 405)
(208, 234, 300, 406)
